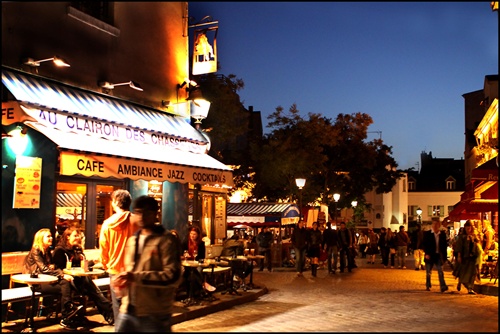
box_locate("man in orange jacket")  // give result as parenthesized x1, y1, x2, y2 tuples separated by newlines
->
(99, 189, 138, 322)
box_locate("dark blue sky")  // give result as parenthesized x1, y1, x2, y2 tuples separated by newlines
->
(189, 2, 498, 170)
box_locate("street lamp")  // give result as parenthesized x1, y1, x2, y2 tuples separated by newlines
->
(416, 207, 422, 223)
(351, 200, 358, 224)
(333, 193, 340, 225)
(295, 178, 306, 221)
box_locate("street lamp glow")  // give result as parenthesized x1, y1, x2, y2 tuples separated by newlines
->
(351, 200, 357, 208)
(416, 207, 422, 223)
(333, 193, 340, 202)
(295, 178, 306, 189)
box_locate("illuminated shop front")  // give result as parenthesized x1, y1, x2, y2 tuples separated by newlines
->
(2, 67, 233, 249)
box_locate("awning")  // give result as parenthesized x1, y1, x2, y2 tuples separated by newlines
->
(26, 122, 233, 187)
(227, 203, 300, 227)
(448, 199, 498, 222)
(471, 158, 498, 182)
(2, 67, 209, 153)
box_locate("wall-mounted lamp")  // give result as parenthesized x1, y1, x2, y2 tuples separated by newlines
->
(98, 81, 143, 91)
(187, 88, 211, 126)
(6, 125, 29, 156)
(23, 56, 70, 67)
(177, 79, 198, 90)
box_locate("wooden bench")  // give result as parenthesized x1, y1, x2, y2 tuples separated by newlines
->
(2, 250, 110, 323)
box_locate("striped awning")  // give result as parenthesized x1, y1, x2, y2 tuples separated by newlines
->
(56, 193, 83, 208)
(1, 66, 208, 147)
(227, 203, 300, 227)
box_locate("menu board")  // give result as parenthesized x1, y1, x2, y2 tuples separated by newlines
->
(13, 156, 42, 209)
(214, 196, 226, 239)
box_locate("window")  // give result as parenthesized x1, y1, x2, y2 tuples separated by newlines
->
(429, 205, 444, 217)
(408, 178, 416, 190)
(70, 1, 113, 24)
(447, 206, 454, 215)
(446, 177, 456, 190)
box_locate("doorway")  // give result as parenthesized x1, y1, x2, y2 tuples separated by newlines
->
(56, 177, 126, 249)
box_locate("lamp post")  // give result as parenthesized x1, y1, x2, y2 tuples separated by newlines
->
(295, 178, 306, 221)
(333, 193, 340, 225)
(351, 200, 358, 224)
(416, 207, 422, 224)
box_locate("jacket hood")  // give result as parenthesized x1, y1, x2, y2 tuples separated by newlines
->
(105, 211, 131, 230)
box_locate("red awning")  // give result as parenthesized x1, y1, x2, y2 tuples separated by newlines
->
(471, 158, 498, 182)
(448, 199, 498, 221)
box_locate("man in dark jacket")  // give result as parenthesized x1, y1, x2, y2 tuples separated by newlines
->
(322, 222, 339, 274)
(256, 227, 274, 272)
(422, 218, 449, 293)
(338, 222, 354, 273)
(291, 220, 308, 276)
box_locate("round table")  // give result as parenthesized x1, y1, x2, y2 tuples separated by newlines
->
(11, 274, 59, 333)
(181, 261, 211, 307)
(63, 268, 105, 277)
(245, 255, 265, 289)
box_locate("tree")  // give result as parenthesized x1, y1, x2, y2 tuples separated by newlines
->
(250, 105, 403, 211)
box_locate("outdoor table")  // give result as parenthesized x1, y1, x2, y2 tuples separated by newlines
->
(11, 274, 59, 333)
(63, 268, 105, 277)
(181, 260, 211, 307)
(220, 256, 251, 294)
(245, 255, 264, 289)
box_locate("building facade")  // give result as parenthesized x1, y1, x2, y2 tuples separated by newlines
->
(2, 2, 232, 251)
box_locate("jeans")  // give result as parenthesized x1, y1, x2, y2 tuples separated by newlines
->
(326, 246, 338, 272)
(115, 312, 171, 332)
(294, 247, 307, 273)
(397, 246, 407, 268)
(339, 246, 354, 271)
(258, 247, 272, 271)
(109, 273, 122, 322)
(413, 249, 425, 269)
(425, 254, 447, 291)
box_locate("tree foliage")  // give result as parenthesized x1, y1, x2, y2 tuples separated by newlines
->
(196, 74, 403, 209)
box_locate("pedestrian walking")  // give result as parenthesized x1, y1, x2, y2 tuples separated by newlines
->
(291, 220, 308, 276)
(378, 227, 390, 268)
(453, 220, 481, 294)
(357, 231, 368, 258)
(322, 222, 339, 274)
(256, 226, 273, 272)
(114, 195, 182, 332)
(365, 229, 379, 264)
(395, 225, 410, 269)
(387, 228, 397, 268)
(422, 218, 449, 293)
(308, 222, 322, 277)
(338, 222, 354, 272)
(98, 189, 137, 322)
(411, 224, 425, 270)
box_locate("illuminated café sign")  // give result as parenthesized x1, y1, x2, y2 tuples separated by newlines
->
(60, 152, 233, 187)
(2, 102, 207, 154)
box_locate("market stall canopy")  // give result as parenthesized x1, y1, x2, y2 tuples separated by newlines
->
(227, 202, 300, 227)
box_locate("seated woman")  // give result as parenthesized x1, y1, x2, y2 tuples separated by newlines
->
(181, 226, 215, 296)
(52, 226, 114, 325)
(23, 228, 83, 330)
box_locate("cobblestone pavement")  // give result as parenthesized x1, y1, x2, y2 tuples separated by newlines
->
(2, 259, 497, 332)
(171, 261, 498, 333)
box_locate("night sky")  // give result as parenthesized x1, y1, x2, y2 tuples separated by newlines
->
(189, 2, 498, 170)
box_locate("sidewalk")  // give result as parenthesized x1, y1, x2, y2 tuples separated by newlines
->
(1, 257, 497, 332)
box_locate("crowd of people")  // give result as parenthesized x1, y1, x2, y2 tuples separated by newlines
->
(286, 217, 498, 295)
(20, 192, 497, 332)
